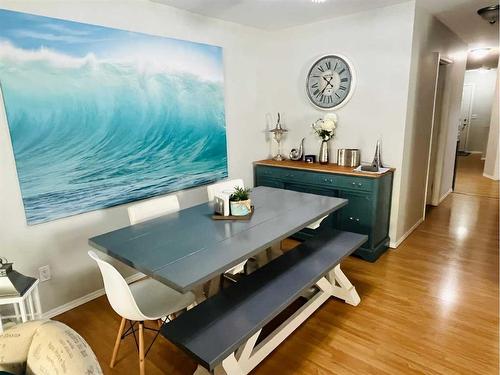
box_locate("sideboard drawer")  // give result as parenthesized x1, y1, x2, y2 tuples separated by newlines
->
(316, 173, 373, 192)
(256, 166, 281, 179)
(338, 176, 373, 192)
(256, 166, 317, 184)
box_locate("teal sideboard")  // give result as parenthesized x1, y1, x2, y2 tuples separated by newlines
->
(254, 160, 394, 262)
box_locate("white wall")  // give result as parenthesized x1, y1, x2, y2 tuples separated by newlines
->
(484, 71, 499, 180)
(259, 1, 417, 246)
(396, 4, 467, 242)
(464, 69, 498, 155)
(0, 0, 269, 313)
(0, 0, 470, 315)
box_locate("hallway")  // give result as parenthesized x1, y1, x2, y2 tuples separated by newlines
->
(56, 169, 499, 375)
(455, 153, 499, 199)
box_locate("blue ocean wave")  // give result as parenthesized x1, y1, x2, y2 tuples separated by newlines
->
(0, 48, 227, 224)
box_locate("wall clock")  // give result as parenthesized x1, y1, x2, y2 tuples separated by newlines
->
(306, 54, 356, 110)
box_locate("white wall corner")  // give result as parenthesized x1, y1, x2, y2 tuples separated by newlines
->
(389, 217, 424, 248)
(483, 172, 499, 181)
(438, 188, 452, 204)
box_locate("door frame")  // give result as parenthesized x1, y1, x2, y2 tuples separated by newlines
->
(459, 83, 475, 152)
(424, 54, 453, 211)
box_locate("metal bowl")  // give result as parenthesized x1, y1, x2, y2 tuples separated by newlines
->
(337, 149, 361, 167)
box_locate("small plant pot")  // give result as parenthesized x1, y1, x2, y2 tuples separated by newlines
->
(230, 199, 251, 216)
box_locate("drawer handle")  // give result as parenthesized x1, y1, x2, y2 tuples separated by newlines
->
(358, 183, 363, 186)
(349, 217, 354, 220)
(352, 182, 356, 185)
(324, 178, 328, 182)
(329, 178, 333, 183)
(356, 218, 360, 222)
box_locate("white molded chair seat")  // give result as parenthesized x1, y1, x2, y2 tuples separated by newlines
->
(88, 251, 195, 322)
(129, 278, 195, 319)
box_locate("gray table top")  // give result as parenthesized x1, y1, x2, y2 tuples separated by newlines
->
(89, 186, 347, 292)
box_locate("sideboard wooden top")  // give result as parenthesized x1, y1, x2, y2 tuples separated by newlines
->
(254, 159, 394, 179)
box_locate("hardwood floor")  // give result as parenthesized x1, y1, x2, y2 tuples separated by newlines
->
(56, 158, 499, 374)
(455, 153, 499, 198)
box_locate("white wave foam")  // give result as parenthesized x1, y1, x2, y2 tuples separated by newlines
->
(0, 41, 97, 68)
(0, 41, 223, 82)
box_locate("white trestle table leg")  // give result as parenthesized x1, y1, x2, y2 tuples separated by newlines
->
(191, 264, 360, 375)
(327, 264, 361, 306)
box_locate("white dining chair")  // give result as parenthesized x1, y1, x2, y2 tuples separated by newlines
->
(207, 179, 248, 276)
(127, 195, 180, 225)
(88, 251, 195, 375)
(207, 178, 244, 202)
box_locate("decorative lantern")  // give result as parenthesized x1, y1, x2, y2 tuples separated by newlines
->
(269, 112, 288, 161)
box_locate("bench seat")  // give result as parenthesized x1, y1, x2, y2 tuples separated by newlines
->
(161, 230, 367, 373)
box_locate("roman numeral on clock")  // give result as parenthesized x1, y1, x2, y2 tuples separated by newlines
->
(340, 78, 349, 82)
(317, 65, 325, 72)
(325, 61, 331, 70)
(311, 82, 319, 88)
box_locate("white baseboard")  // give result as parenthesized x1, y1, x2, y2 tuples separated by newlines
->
(389, 217, 424, 248)
(438, 188, 452, 204)
(483, 172, 499, 181)
(42, 272, 145, 319)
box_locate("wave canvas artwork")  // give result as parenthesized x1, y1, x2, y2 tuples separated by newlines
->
(0, 9, 227, 224)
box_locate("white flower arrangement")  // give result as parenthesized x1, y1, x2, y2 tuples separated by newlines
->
(312, 113, 337, 141)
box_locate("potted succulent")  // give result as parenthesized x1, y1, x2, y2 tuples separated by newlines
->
(229, 186, 252, 216)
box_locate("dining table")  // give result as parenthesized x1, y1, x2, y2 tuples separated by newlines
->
(88, 186, 347, 294)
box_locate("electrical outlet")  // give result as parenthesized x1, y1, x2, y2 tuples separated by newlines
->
(39, 265, 51, 282)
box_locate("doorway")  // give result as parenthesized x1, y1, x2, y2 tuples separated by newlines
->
(458, 84, 473, 154)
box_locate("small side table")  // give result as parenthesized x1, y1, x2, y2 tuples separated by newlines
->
(0, 279, 42, 333)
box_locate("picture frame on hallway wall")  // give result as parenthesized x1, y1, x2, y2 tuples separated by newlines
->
(0, 8, 228, 225)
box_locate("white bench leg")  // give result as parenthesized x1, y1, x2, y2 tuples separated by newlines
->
(327, 264, 360, 306)
(221, 354, 244, 375)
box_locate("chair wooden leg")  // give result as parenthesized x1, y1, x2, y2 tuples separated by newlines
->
(139, 322, 145, 375)
(110, 317, 127, 368)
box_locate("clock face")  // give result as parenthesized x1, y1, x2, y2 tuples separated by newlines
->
(306, 55, 355, 110)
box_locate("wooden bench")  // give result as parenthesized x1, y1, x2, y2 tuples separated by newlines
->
(161, 230, 367, 375)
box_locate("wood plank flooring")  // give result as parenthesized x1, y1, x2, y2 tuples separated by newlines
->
(455, 153, 499, 198)
(56, 156, 499, 375)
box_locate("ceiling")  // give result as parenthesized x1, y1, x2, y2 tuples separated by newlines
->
(153, 0, 499, 48)
(419, 0, 499, 49)
(151, 0, 408, 30)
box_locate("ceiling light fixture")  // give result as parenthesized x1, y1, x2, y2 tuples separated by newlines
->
(470, 47, 492, 59)
(477, 5, 499, 24)
(311, 0, 326, 3)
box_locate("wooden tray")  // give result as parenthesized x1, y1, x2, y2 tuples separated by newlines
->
(212, 207, 254, 220)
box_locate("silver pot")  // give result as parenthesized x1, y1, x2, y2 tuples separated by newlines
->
(337, 149, 361, 167)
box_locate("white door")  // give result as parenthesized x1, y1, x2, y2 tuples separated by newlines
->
(458, 84, 474, 151)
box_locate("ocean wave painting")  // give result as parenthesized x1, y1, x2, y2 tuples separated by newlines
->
(0, 9, 227, 224)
